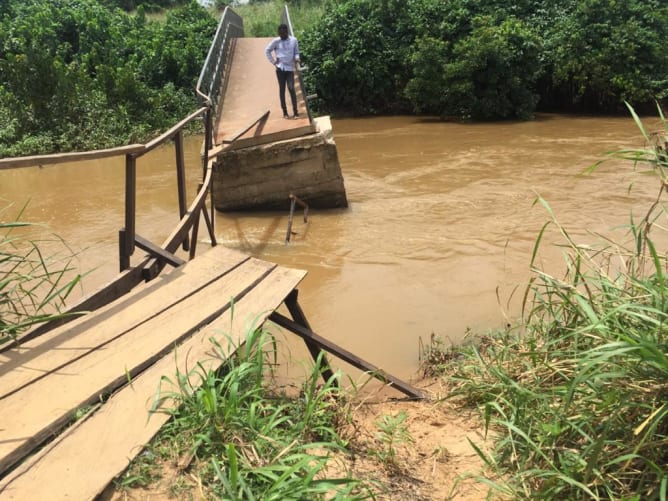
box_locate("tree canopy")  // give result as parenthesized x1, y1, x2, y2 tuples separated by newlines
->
(0, 0, 215, 157)
(301, 0, 668, 119)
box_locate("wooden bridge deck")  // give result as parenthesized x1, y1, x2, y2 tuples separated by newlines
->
(0, 245, 306, 499)
(214, 38, 316, 149)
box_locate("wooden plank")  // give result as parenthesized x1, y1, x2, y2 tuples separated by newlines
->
(2, 261, 149, 350)
(0, 266, 306, 500)
(0, 258, 278, 475)
(2, 246, 237, 353)
(0, 247, 249, 396)
(134, 234, 186, 267)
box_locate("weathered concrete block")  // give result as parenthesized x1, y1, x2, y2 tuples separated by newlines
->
(212, 116, 348, 211)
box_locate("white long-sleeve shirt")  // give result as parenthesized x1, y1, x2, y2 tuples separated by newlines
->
(265, 36, 300, 72)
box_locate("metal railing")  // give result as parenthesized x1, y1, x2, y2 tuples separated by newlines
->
(281, 6, 313, 124)
(196, 6, 243, 149)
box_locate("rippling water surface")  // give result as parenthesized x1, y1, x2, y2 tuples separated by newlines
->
(1, 113, 662, 379)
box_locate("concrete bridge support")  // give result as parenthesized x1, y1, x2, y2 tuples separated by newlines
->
(212, 116, 348, 211)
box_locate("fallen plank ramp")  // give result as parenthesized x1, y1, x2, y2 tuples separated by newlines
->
(0, 245, 306, 500)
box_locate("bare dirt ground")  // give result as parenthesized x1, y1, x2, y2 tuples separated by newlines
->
(103, 378, 493, 501)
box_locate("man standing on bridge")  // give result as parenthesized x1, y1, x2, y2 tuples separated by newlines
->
(265, 24, 300, 119)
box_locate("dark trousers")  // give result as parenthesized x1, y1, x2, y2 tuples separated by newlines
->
(276, 68, 297, 116)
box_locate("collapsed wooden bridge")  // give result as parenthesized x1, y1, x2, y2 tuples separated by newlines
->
(0, 6, 420, 499)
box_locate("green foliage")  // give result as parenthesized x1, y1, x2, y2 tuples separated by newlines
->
(546, 0, 668, 111)
(102, 0, 189, 12)
(373, 411, 414, 468)
(0, 0, 216, 156)
(301, 0, 668, 119)
(407, 16, 541, 119)
(128, 326, 369, 498)
(441, 107, 668, 498)
(301, 0, 413, 115)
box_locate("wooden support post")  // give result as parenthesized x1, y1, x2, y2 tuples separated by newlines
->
(209, 177, 216, 241)
(269, 309, 424, 400)
(120, 153, 137, 271)
(189, 209, 200, 260)
(203, 107, 212, 179)
(174, 131, 190, 252)
(282, 290, 338, 386)
(202, 198, 217, 247)
(118, 229, 130, 272)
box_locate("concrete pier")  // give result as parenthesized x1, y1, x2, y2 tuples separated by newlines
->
(212, 116, 348, 211)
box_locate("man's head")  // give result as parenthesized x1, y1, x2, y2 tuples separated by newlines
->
(278, 24, 289, 40)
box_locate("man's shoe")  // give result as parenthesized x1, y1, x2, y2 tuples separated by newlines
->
(293, 113, 300, 119)
(283, 113, 289, 119)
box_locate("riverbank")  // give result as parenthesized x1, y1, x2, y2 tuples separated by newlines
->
(102, 374, 493, 500)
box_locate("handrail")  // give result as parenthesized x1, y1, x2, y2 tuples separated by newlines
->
(1, 10, 248, 338)
(196, 6, 243, 138)
(0, 107, 208, 170)
(143, 106, 208, 155)
(0, 144, 145, 170)
(119, 103, 217, 272)
(281, 6, 313, 124)
(4, 103, 218, 341)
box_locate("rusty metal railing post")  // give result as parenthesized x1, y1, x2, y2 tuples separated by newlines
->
(285, 194, 308, 244)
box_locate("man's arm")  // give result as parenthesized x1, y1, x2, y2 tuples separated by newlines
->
(265, 39, 277, 65)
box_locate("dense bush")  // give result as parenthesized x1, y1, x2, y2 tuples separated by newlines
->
(546, 0, 668, 112)
(301, 0, 413, 115)
(301, 0, 668, 119)
(407, 16, 541, 119)
(2, 0, 668, 154)
(0, 0, 216, 157)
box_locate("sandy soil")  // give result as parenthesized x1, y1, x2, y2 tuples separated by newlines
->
(103, 378, 493, 501)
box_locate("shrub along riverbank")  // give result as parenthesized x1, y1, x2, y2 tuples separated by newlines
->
(0, 0, 216, 157)
(422, 107, 668, 499)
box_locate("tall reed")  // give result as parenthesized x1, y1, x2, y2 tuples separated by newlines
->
(0, 204, 83, 344)
(441, 105, 668, 499)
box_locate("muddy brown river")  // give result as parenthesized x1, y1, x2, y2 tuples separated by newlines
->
(0, 113, 662, 380)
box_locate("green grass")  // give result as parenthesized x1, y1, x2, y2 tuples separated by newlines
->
(235, 0, 326, 38)
(425, 105, 668, 500)
(116, 323, 373, 499)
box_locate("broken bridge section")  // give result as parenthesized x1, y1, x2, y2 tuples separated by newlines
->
(202, 12, 348, 211)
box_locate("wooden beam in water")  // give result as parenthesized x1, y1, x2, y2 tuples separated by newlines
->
(269, 310, 424, 400)
(283, 290, 337, 386)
